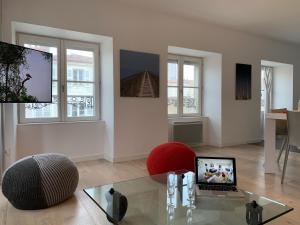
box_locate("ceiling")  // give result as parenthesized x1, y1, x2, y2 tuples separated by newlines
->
(119, 0, 300, 45)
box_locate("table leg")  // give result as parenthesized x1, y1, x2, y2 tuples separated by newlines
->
(264, 118, 276, 174)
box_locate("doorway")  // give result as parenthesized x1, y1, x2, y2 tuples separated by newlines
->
(260, 60, 294, 139)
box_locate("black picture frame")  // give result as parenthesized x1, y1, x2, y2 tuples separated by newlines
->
(235, 63, 252, 100)
(120, 50, 159, 98)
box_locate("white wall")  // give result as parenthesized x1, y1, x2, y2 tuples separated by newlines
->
(100, 38, 115, 161)
(16, 122, 105, 161)
(3, 104, 17, 168)
(203, 54, 222, 146)
(272, 65, 293, 110)
(2, 0, 300, 163)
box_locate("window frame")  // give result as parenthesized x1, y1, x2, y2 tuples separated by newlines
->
(168, 54, 203, 118)
(167, 55, 180, 116)
(17, 33, 100, 123)
(18, 33, 61, 123)
(63, 40, 100, 122)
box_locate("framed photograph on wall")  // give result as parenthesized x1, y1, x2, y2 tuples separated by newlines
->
(235, 63, 252, 100)
(120, 50, 159, 97)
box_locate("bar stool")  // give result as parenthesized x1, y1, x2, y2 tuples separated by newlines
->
(271, 108, 288, 162)
(281, 111, 300, 183)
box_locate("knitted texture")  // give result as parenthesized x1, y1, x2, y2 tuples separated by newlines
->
(2, 154, 79, 210)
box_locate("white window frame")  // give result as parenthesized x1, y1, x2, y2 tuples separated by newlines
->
(18, 34, 61, 123)
(168, 54, 202, 118)
(18, 33, 100, 123)
(63, 40, 100, 122)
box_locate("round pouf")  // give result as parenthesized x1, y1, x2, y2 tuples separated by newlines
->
(2, 153, 79, 210)
(147, 142, 196, 175)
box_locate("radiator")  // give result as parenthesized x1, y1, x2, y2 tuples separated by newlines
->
(170, 121, 203, 147)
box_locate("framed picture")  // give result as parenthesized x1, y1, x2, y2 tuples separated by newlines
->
(235, 63, 252, 100)
(120, 50, 159, 97)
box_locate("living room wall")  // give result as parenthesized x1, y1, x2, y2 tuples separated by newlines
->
(2, 0, 300, 162)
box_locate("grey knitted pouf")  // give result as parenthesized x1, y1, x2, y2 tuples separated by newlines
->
(2, 153, 79, 210)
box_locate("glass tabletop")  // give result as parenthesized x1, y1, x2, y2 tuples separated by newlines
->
(83, 172, 293, 225)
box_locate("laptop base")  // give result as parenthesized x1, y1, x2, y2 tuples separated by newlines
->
(196, 186, 245, 198)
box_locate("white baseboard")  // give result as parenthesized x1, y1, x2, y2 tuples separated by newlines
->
(247, 139, 263, 144)
(112, 152, 149, 162)
(207, 143, 223, 148)
(220, 139, 263, 147)
(205, 140, 223, 147)
(69, 139, 263, 163)
(71, 153, 104, 162)
(104, 154, 114, 163)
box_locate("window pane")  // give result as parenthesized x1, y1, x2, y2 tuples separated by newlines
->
(183, 62, 200, 87)
(23, 44, 58, 118)
(24, 44, 58, 80)
(52, 81, 58, 96)
(25, 95, 58, 118)
(66, 48, 96, 118)
(66, 49, 94, 82)
(168, 87, 178, 115)
(67, 82, 95, 117)
(67, 96, 95, 118)
(67, 82, 94, 96)
(168, 60, 178, 86)
(183, 88, 199, 114)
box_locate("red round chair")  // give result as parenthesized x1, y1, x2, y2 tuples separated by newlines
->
(147, 142, 196, 175)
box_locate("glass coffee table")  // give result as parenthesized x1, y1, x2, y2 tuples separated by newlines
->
(84, 172, 293, 225)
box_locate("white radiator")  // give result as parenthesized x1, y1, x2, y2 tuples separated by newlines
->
(170, 121, 204, 147)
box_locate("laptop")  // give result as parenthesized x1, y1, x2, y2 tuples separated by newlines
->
(195, 156, 244, 198)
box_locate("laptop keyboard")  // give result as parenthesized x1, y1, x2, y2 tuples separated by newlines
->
(199, 185, 238, 192)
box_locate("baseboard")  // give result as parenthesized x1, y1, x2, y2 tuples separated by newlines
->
(247, 139, 263, 144)
(206, 140, 223, 148)
(71, 153, 104, 162)
(104, 154, 114, 163)
(220, 139, 263, 147)
(112, 152, 149, 162)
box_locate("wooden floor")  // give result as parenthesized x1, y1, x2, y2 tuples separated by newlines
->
(0, 144, 299, 225)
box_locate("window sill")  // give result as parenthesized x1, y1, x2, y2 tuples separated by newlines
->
(17, 120, 105, 126)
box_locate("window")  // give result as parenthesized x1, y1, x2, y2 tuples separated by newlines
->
(18, 34, 100, 123)
(168, 55, 202, 117)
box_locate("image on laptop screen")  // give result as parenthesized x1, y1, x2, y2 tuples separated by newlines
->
(196, 158, 235, 184)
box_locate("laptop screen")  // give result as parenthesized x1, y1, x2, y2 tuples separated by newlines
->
(195, 157, 236, 185)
